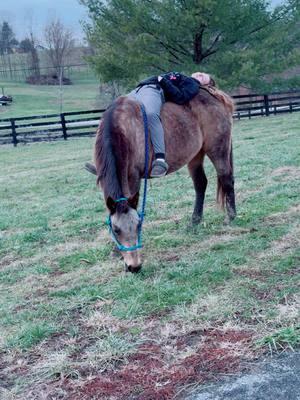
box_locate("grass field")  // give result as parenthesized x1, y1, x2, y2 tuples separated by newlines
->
(0, 113, 299, 399)
(0, 73, 112, 119)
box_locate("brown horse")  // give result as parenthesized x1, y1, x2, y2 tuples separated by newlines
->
(86, 87, 236, 272)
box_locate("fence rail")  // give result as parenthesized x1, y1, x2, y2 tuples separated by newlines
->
(0, 90, 299, 146)
(0, 109, 105, 146)
(233, 90, 300, 119)
(0, 63, 94, 82)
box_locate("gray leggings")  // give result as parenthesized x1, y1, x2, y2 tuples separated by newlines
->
(127, 85, 165, 156)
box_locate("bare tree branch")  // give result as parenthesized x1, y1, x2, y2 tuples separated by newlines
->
(44, 19, 74, 78)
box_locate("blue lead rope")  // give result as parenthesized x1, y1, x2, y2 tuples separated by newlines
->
(139, 104, 150, 223)
(107, 104, 149, 252)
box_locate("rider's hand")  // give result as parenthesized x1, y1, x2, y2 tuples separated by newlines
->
(157, 76, 163, 82)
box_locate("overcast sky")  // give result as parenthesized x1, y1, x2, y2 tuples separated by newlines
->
(0, 0, 87, 42)
(0, 0, 285, 43)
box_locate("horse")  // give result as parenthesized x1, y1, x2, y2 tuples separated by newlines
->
(86, 86, 236, 273)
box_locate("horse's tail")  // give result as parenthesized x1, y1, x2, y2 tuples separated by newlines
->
(217, 138, 233, 209)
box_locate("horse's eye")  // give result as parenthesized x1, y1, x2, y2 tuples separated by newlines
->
(113, 227, 121, 235)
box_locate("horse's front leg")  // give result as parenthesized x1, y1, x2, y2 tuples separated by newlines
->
(188, 154, 207, 225)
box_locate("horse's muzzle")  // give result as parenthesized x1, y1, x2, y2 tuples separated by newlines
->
(125, 264, 142, 273)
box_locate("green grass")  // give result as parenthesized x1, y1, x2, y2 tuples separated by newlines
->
(0, 113, 299, 396)
(6, 323, 57, 350)
(0, 74, 112, 119)
(258, 325, 300, 352)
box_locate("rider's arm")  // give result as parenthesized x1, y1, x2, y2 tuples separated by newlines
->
(158, 74, 200, 105)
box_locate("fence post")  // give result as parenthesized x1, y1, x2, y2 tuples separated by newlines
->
(11, 118, 18, 147)
(60, 113, 67, 140)
(264, 94, 270, 116)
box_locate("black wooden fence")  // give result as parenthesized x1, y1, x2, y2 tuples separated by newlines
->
(233, 90, 300, 119)
(0, 90, 299, 146)
(0, 109, 105, 146)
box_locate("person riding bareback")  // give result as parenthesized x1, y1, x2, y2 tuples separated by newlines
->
(128, 71, 214, 178)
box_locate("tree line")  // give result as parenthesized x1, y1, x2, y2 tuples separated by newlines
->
(0, 20, 75, 82)
(81, 0, 300, 91)
(1, 1, 299, 92)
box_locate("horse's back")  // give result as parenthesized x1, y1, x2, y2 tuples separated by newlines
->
(101, 91, 233, 174)
(161, 89, 233, 170)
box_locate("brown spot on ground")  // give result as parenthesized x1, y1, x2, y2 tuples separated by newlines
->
(161, 253, 181, 262)
(66, 328, 254, 400)
(154, 232, 242, 266)
(0, 254, 20, 269)
(271, 166, 300, 181)
(257, 224, 300, 260)
(263, 204, 300, 225)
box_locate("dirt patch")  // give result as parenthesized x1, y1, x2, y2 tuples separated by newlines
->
(263, 204, 299, 227)
(257, 223, 300, 260)
(157, 233, 243, 265)
(0, 254, 21, 269)
(271, 166, 300, 181)
(276, 295, 299, 321)
(26, 74, 72, 85)
(66, 328, 254, 400)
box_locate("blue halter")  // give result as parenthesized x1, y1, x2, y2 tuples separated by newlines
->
(106, 104, 149, 252)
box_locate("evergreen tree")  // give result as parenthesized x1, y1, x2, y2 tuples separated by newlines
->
(0, 22, 18, 78)
(81, 0, 300, 90)
(19, 38, 33, 53)
(0, 22, 18, 55)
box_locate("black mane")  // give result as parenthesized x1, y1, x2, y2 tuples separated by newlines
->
(95, 102, 124, 202)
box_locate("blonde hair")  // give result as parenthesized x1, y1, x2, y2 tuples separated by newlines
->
(191, 72, 211, 86)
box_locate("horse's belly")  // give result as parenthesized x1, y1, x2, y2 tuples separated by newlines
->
(161, 104, 202, 172)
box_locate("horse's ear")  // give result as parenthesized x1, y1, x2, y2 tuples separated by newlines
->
(128, 192, 139, 209)
(106, 197, 117, 214)
(84, 162, 97, 175)
(209, 77, 216, 87)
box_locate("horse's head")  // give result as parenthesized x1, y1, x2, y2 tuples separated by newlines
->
(106, 194, 142, 273)
(85, 163, 143, 272)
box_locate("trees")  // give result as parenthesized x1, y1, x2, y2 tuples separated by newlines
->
(0, 22, 18, 55)
(19, 38, 33, 53)
(81, 0, 300, 90)
(28, 33, 41, 79)
(44, 19, 74, 78)
(19, 34, 41, 79)
(0, 22, 18, 77)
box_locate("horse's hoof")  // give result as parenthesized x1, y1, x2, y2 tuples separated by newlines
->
(224, 214, 236, 225)
(223, 216, 230, 225)
(192, 216, 202, 225)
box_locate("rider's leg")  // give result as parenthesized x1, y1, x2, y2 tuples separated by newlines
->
(128, 86, 168, 177)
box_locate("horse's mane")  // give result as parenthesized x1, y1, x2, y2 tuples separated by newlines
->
(94, 102, 124, 202)
(202, 86, 235, 114)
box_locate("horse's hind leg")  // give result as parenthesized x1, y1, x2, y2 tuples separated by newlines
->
(207, 143, 236, 223)
(218, 171, 236, 223)
(188, 152, 207, 225)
